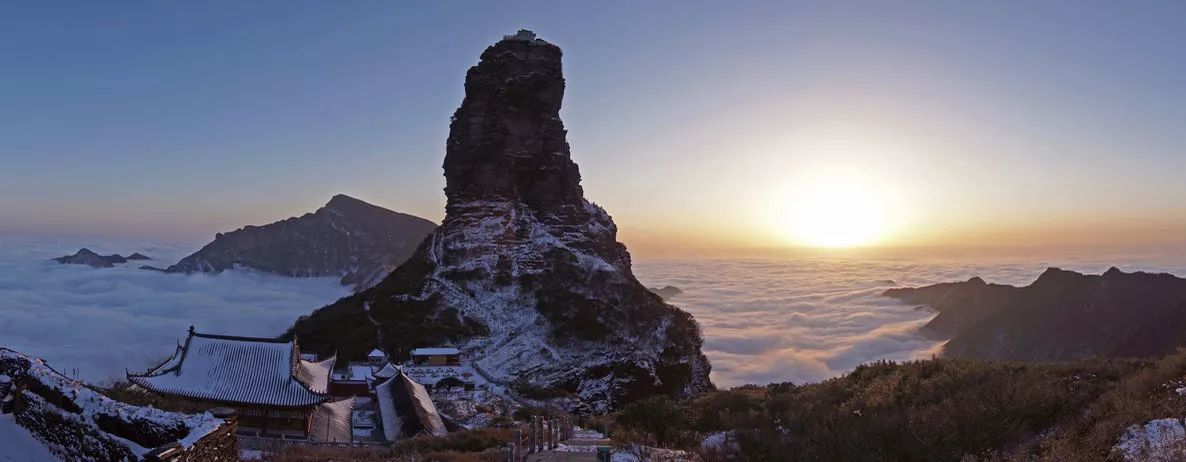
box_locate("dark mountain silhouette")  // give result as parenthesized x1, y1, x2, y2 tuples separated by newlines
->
(287, 30, 712, 411)
(649, 285, 684, 300)
(885, 267, 1186, 361)
(164, 195, 436, 291)
(52, 248, 128, 268)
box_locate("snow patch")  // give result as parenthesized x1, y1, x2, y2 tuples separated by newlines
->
(1114, 418, 1186, 461)
(0, 415, 60, 462)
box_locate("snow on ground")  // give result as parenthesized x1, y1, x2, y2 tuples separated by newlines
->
(701, 431, 729, 449)
(1114, 418, 1186, 461)
(404, 364, 483, 386)
(0, 415, 60, 462)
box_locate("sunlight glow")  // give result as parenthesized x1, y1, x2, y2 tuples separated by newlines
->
(782, 171, 890, 248)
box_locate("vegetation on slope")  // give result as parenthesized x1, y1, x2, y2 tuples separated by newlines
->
(101, 352, 1186, 460)
(606, 353, 1186, 461)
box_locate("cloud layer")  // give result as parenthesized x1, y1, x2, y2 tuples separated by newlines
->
(0, 235, 350, 383)
(3, 234, 1185, 389)
(635, 254, 1186, 388)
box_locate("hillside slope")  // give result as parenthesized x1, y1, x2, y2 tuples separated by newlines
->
(166, 194, 436, 290)
(884, 267, 1186, 361)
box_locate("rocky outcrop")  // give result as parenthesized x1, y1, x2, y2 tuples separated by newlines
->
(0, 348, 234, 461)
(164, 194, 436, 291)
(53, 248, 130, 268)
(884, 267, 1186, 361)
(288, 30, 712, 410)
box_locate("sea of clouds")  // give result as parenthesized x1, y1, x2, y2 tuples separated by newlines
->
(634, 253, 1186, 388)
(0, 234, 351, 383)
(2, 234, 1185, 389)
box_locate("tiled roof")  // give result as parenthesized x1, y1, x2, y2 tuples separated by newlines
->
(375, 372, 446, 440)
(128, 331, 329, 408)
(295, 356, 336, 394)
(372, 362, 400, 380)
(309, 397, 356, 443)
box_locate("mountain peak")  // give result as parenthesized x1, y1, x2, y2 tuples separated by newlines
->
(444, 30, 576, 216)
(324, 194, 370, 211)
(164, 195, 436, 291)
(501, 29, 547, 44)
(1033, 267, 1084, 284)
(53, 248, 127, 268)
(289, 31, 712, 411)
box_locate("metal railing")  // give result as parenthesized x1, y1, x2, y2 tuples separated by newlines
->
(500, 414, 577, 462)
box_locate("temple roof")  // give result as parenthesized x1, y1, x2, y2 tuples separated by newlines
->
(309, 397, 356, 443)
(375, 371, 447, 440)
(128, 330, 333, 408)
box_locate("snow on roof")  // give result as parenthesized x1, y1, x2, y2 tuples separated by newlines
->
(410, 347, 461, 356)
(295, 356, 336, 394)
(374, 372, 447, 441)
(372, 362, 400, 380)
(403, 373, 447, 437)
(128, 331, 329, 408)
(309, 397, 356, 443)
(146, 345, 185, 375)
(375, 377, 402, 442)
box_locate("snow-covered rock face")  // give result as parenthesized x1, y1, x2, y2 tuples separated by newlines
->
(289, 31, 712, 410)
(0, 348, 229, 461)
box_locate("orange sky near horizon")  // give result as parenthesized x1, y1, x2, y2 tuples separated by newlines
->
(3, 3, 1185, 258)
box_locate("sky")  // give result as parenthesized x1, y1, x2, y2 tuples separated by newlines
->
(2, 1, 1185, 257)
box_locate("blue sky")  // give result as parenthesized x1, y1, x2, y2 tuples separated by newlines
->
(2, 2, 1184, 254)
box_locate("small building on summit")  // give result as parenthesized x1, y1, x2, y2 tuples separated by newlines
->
(367, 349, 387, 366)
(410, 347, 461, 366)
(128, 327, 354, 442)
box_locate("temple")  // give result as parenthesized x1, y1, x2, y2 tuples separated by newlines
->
(128, 327, 354, 442)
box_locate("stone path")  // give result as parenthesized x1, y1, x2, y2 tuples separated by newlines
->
(525, 427, 612, 462)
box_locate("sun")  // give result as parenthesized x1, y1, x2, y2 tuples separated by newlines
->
(781, 172, 890, 248)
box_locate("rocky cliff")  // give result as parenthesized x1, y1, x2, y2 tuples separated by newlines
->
(0, 348, 233, 461)
(288, 30, 712, 410)
(885, 267, 1186, 361)
(165, 194, 436, 291)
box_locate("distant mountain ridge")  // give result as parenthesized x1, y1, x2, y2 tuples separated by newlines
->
(648, 285, 684, 300)
(165, 195, 436, 291)
(52, 248, 150, 268)
(885, 267, 1186, 361)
